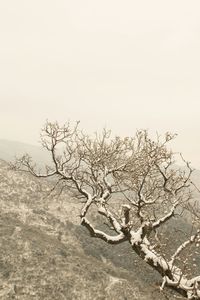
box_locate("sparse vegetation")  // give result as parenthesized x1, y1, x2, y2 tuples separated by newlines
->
(0, 159, 174, 300)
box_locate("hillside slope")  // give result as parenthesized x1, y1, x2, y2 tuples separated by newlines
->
(0, 159, 193, 299)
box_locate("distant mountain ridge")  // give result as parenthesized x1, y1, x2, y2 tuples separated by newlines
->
(0, 139, 51, 166)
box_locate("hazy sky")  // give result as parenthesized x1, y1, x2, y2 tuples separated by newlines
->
(0, 1, 200, 167)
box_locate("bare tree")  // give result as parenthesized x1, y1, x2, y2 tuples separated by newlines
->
(14, 121, 200, 299)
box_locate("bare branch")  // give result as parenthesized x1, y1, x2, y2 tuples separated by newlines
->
(81, 217, 127, 244)
(152, 202, 179, 229)
(170, 231, 200, 266)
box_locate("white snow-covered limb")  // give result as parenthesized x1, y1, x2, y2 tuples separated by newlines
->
(81, 217, 127, 244)
(103, 176, 111, 193)
(80, 194, 94, 218)
(102, 189, 111, 200)
(164, 274, 200, 299)
(137, 243, 200, 299)
(140, 243, 170, 271)
(189, 276, 200, 285)
(186, 281, 200, 300)
(98, 205, 122, 233)
(102, 168, 112, 199)
(152, 202, 179, 229)
(130, 233, 175, 281)
(130, 228, 145, 245)
(170, 230, 200, 266)
(71, 175, 92, 201)
(121, 204, 131, 227)
(122, 204, 131, 210)
(130, 222, 151, 245)
(162, 266, 200, 299)
(160, 276, 167, 290)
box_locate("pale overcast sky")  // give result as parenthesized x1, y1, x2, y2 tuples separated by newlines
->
(0, 1, 200, 167)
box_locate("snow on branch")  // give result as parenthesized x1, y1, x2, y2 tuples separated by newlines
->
(97, 205, 122, 233)
(81, 217, 127, 244)
(170, 230, 200, 266)
(152, 202, 179, 229)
